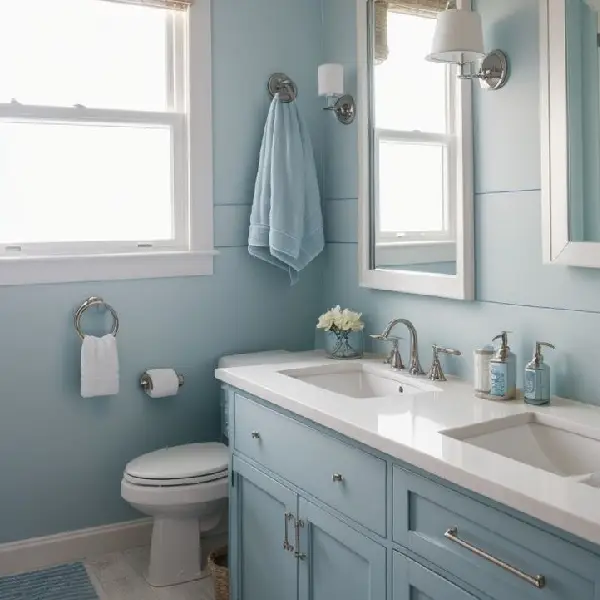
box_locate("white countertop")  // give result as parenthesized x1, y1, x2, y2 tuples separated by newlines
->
(215, 351, 600, 546)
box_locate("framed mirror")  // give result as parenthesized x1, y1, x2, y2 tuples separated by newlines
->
(542, 0, 600, 266)
(357, 0, 474, 299)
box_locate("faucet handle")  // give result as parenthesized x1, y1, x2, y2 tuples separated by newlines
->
(370, 334, 403, 368)
(370, 334, 401, 342)
(435, 345, 461, 357)
(427, 345, 462, 382)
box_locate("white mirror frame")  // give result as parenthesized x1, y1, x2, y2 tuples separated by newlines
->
(541, 0, 600, 267)
(357, 0, 475, 300)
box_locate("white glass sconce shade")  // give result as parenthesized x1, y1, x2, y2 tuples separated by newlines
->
(318, 63, 344, 97)
(426, 9, 485, 64)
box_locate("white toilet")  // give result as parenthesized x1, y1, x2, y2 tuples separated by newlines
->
(121, 442, 228, 587)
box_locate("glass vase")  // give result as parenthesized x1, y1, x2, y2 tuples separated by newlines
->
(325, 329, 364, 360)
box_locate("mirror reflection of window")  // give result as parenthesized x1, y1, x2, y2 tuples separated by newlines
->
(567, 0, 600, 242)
(371, 2, 457, 275)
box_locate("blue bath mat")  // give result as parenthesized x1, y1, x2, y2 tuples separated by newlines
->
(0, 562, 98, 599)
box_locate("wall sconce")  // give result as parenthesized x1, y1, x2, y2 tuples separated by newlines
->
(425, 8, 509, 91)
(318, 63, 356, 125)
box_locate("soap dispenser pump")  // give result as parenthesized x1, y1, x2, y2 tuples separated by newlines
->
(489, 331, 517, 400)
(524, 342, 555, 405)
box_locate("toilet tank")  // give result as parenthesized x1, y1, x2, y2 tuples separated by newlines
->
(217, 351, 291, 443)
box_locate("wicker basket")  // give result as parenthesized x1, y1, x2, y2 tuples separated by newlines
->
(208, 546, 229, 600)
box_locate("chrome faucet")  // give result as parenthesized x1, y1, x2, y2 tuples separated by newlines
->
(379, 319, 425, 376)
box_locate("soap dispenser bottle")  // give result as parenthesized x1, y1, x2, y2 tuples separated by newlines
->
(524, 342, 555, 405)
(489, 331, 517, 400)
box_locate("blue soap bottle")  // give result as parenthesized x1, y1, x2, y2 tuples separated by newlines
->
(524, 342, 555, 405)
(489, 331, 517, 400)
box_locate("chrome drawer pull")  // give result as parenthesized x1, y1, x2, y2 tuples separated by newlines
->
(332, 473, 344, 482)
(283, 512, 294, 552)
(444, 527, 546, 589)
(251, 431, 260, 439)
(294, 518, 307, 560)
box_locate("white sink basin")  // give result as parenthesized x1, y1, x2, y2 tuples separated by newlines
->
(443, 412, 600, 477)
(280, 363, 437, 399)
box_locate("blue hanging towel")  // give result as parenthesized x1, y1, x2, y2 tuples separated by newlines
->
(248, 94, 324, 284)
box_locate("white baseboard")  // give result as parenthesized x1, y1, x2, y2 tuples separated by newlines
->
(0, 518, 153, 576)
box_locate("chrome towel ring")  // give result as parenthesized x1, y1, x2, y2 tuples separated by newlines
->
(74, 296, 119, 341)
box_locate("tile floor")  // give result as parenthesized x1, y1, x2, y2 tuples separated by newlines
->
(84, 547, 215, 600)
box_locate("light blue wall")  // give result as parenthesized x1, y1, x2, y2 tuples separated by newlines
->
(321, 0, 600, 405)
(0, 0, 324, 544)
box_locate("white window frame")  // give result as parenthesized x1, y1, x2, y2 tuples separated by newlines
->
(357, 0, 474, 299)
(0, 1, 215, 285)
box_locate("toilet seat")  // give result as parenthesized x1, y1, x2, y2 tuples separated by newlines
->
(123, 468, 228, 487)
(124, 442, 228, 488)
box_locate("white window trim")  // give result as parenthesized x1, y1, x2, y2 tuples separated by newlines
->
(0, 1, 215, 285)
(357, 0, 474, 300)
(375, 239, 456, 267)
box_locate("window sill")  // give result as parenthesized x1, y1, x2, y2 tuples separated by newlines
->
(0, 250, 218, 286)
(375, 240, 456, 266)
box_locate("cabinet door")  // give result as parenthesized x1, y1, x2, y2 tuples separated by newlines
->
(393, 551, 481, 600)
(231, 457, 298, 600)
(298, 497, 386, 600)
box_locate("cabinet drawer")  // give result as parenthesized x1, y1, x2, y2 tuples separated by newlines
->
(392, 466, 599, 600)
(234, 393, 387, 535)
(393, 552, 480, 600)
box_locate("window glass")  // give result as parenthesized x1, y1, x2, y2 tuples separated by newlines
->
(374, 12, 447, 133)
(0, 122, 173, 244)
(0, 0, 168, 111)
(378, 140, 445, 234)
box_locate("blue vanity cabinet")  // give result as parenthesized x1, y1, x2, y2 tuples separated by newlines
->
(297, 497, 387, 600)
(227, 387, 600, 600)
(230, 457, 298, 600)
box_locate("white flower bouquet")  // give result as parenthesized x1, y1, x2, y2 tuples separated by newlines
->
(317, 305, 364, 359)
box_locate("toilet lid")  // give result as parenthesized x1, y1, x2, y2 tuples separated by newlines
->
(125, 442, 228, 481)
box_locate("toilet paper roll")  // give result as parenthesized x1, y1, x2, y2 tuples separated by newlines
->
(145, 369, 180, 398)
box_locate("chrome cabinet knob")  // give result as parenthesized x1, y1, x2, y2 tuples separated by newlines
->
(251, 431, 260, 439)
(332, 473, 344, 482)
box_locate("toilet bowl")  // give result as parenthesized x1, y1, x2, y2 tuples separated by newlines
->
(121, 442, 228, 587)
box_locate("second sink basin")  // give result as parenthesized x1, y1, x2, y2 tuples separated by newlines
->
(443, 412, 600, 477)
(280, 363, 437, 399)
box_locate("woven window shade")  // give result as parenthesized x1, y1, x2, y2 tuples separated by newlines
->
(100, 0, 193, 10)
(374, 0, 455, 64)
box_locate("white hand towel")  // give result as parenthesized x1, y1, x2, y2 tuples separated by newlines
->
(81, 334, 120, 398)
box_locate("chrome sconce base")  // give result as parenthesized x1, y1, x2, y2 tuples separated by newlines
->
(323, 94, 356, 125)
(458, 49, 509, 91)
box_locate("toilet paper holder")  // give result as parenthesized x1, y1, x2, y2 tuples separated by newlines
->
(140, 372, 185, 392)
